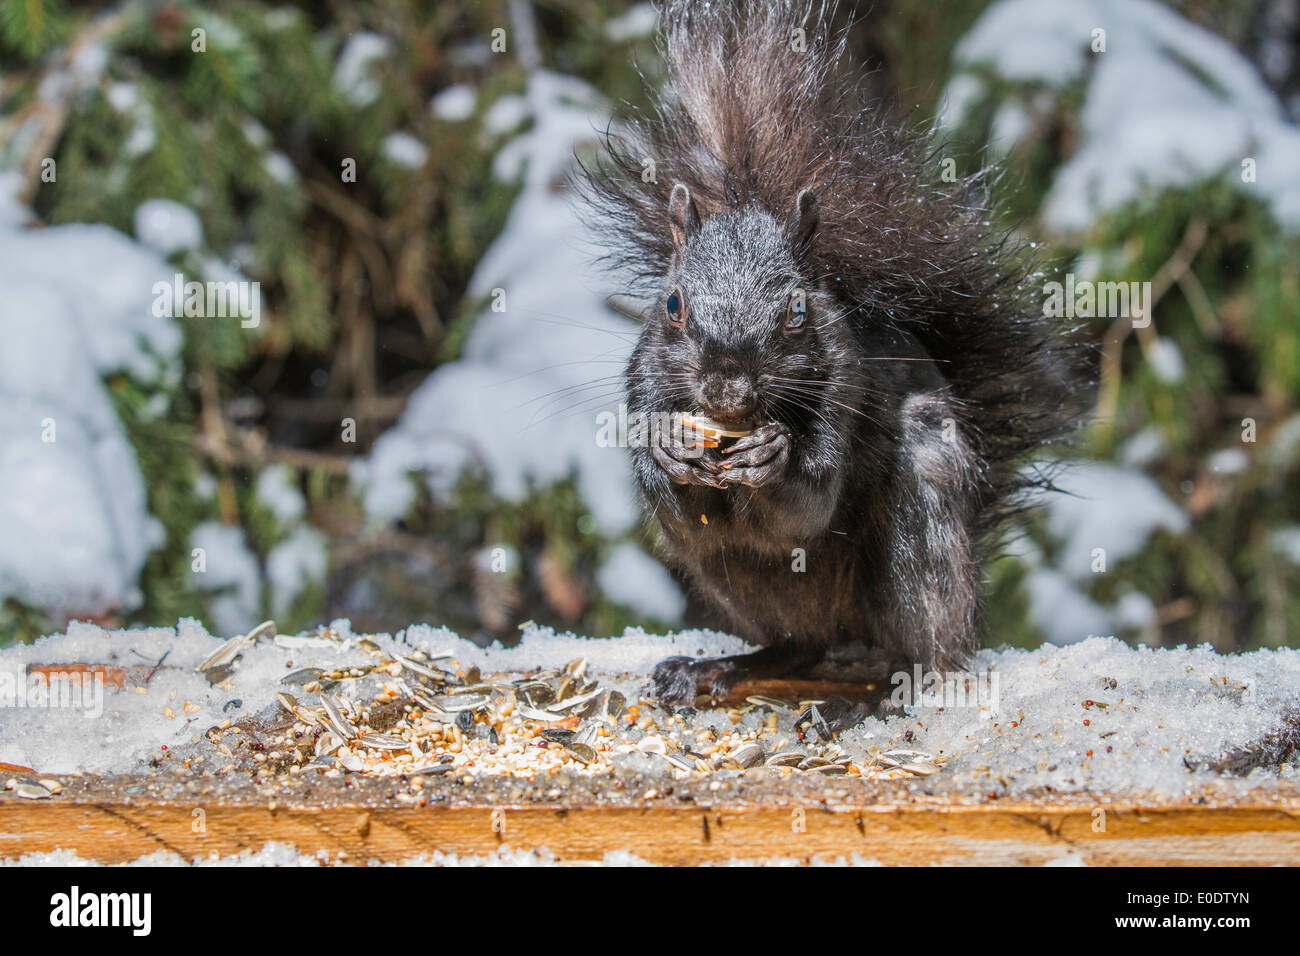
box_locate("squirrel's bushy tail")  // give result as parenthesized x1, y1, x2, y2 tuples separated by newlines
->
(581, 0, 1093, 524)
(583, 0, 846, 290)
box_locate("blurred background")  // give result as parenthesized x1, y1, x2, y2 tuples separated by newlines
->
(0, 0, 1297, 652)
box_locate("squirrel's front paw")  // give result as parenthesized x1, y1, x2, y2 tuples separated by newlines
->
(717, 422, 790, 488)
(650, 426, 727, 489)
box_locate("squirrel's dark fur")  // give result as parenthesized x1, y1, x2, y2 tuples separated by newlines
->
(579, 0, 1090, 714)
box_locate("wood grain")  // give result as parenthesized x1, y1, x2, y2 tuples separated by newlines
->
(720, 678, 883, 705)
(4, 798, 1299, 865)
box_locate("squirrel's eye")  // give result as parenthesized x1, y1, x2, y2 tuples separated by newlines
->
(784, 298, 807, 332)
(665, 289, 687, 327)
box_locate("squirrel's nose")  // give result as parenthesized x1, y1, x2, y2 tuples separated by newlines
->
(698, 372, 757, 422)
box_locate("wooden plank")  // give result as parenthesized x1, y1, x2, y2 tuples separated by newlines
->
(4, 798, 1299, 865)
(720, 678, 883, 705)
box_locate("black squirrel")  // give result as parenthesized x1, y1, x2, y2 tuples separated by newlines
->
(580, 0, 1091, 727)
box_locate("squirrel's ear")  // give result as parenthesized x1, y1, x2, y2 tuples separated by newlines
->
(793, 189, 819, 249)
(668, 183, 700, 251)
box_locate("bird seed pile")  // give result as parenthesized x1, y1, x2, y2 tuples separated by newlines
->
(204, 623, 942, 785)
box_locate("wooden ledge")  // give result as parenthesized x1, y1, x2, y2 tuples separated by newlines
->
(5, 777, 1299, 865)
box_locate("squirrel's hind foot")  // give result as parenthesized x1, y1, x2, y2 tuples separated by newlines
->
(651, 644, 823, 705)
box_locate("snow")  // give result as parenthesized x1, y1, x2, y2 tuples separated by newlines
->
(1, 621, 1296, 801)
(1042, 852, 1087, 867)
(0, 224, 183, 380)
(709, 853, 885, 868)
(123, 118, 156, 158)
(189, 523, 262, 638)
(596, 543, 686, 623)
(361, 49, 747, 631)
(399, 621, 748, 675)
(1120, 426, 1166, 468)
(240, 118, 271, 149)
(0, 171, 28, 226)
(0, 222, 181, 617)
(0, 395, 158, 616)
(1146, 337, 1185, 385)
(105, 82, 139, 112)
(843, 636, 1300, 796)
(1022, 568, 1112, 646)
(431, 84, 476, 122)
(266, 526, 327, 616)
(250, 451, 324, 620)
(957, 0, 1284, 646)
(989, 102, 1031, 155)
(133, 199, 203, 257)
(481, 93, 529, 139)
(4, 843, 326, 867)
(1, 844, 884, 867)
(1271, 527, 1300, 565)
(354, 70, 645, 541)
(382, 132, 428, 170)
(37, 41, 106, 103)
(254, 464, 306, 525)
(943, 0, 1300, 233)
(1113, 591, 1158, 633)
(1041, 461, 1188, 576)
(1208, 447, 1249, 476)
(262, 151, 298, 187)
(333, 32, 391, 107)
(354, 66, 676, 613)
(1014, 461, 1188, 645)
(936, 72, 983, 130)
(1268, 414, 1300, 468)
(105, 82, 155, 159)
(605, 3, 658, 42)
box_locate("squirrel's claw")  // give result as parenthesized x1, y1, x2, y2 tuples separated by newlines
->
(651, 656, 704, 704)
(651, 439, 726, 488)
(651, 655, 744, 704)
(721, 421, 789, 455)
(717, 425, 790, 487)
(649, 417, 729, 487)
